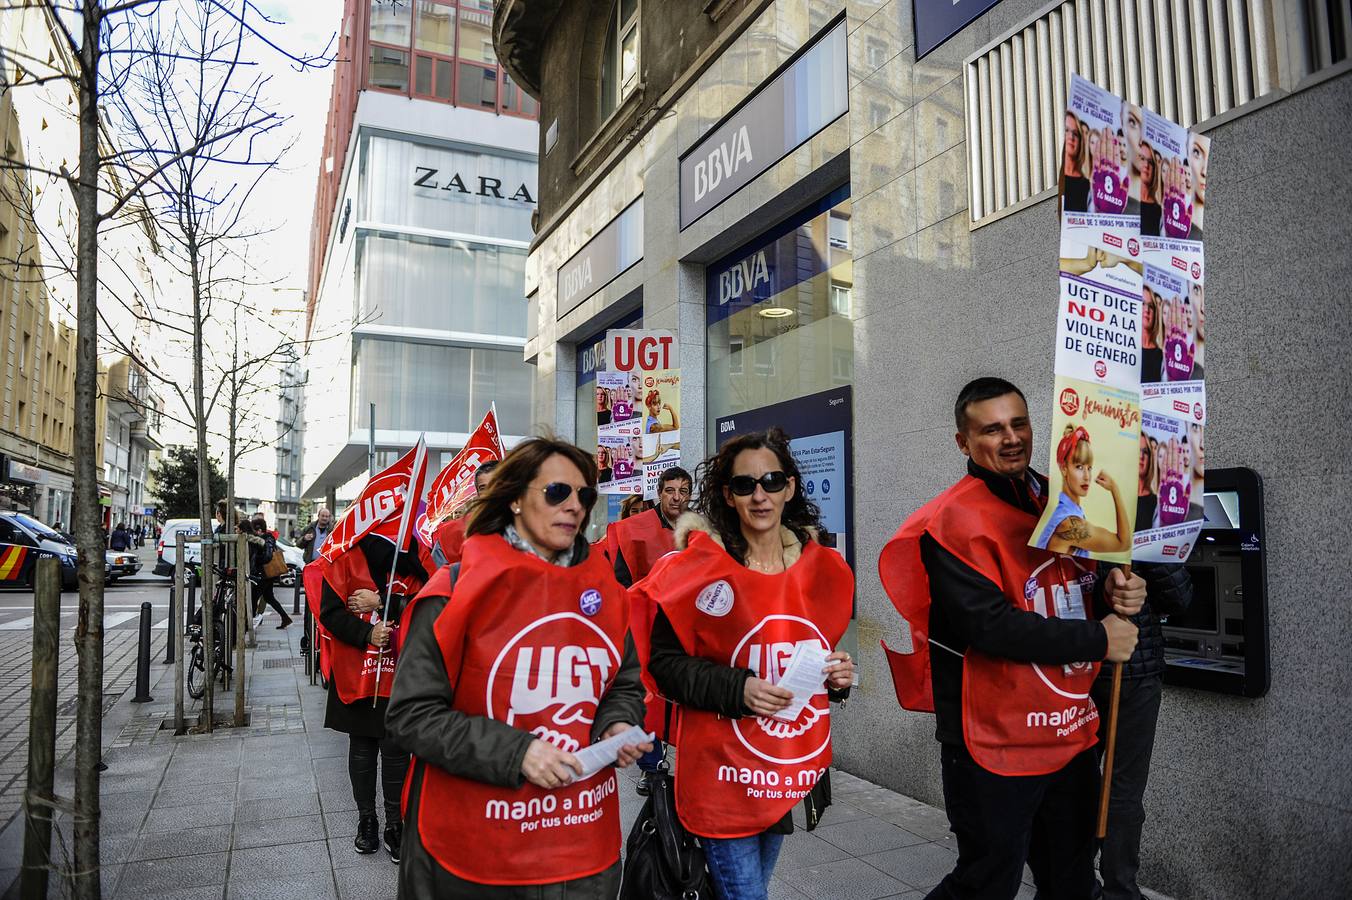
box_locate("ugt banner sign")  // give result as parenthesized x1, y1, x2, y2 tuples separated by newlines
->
(606, 329, 675, 373)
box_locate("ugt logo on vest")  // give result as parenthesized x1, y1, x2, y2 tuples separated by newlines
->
(487, 613, 621, 753)
(730, 615, 832, 765)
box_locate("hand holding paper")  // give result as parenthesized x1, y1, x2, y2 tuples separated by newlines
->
(572, 725, 655, 781)
(770, 643, 832, 722)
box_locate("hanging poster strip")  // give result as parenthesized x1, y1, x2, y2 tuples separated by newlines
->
(1038, 74, 1212, 565)
(596, 330, 681, 497)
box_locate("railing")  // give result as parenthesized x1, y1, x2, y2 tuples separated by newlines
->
(965, 0, 1349, 223)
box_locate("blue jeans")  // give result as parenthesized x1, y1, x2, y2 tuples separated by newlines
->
(703, 832, 785, 900)
(637, 736, 665, 773)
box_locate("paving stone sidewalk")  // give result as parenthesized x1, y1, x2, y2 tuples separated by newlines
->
(0, 608, 1163, 899)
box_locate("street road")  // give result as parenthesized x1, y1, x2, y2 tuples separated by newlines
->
(0, 547, 172, 827)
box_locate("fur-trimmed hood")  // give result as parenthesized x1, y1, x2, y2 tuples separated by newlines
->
(673, 512, 814, 568)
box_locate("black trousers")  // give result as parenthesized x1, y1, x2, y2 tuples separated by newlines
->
(253, 577, 292, 623)
(1090, 675, 1162, 900)
(349, 734, 410, 821)
(925, 743, 1099, 900)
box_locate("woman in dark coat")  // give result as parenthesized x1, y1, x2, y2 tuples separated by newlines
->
(320, 532, 428, 859)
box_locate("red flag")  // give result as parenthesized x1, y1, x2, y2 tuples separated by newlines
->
(319, 437, 431, 565)
(415, 406, 505, 548)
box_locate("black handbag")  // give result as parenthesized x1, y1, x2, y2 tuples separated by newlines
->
(620, 763, 712, 900)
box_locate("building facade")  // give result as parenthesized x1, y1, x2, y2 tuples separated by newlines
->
(100, 356, 164, 535)
(274, 351, 305, 538)
(497, 0, 1352, 896)
(302, 0, 542, 504)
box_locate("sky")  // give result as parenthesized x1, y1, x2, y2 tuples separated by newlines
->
(158, 0, 343, 501)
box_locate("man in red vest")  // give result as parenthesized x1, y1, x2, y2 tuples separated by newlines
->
(432, 460, 499, 568)
(612, 465, 691, 795)
(612, 465, 691, 588)
(881, 377, 1146, 900)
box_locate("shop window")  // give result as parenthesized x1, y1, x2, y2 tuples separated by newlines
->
(600, 0, 640, 121)
(706, 189, 854, 446)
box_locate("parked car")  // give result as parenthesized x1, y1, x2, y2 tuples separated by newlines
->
(0, 511, 80, 591)
(106, 548, 142, 583)
(273, 535, 304, 587)
(154, 518, 205, 576)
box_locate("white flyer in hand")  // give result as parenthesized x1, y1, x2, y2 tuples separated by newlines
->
(770, 643, 831, 722)
(573, 725, 655, 780)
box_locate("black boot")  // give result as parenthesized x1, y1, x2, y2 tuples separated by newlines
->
(354, 813, 380, 854)
(383, 821, 403, 863)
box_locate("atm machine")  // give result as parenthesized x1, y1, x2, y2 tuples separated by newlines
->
(1161, 466, 1270, 697)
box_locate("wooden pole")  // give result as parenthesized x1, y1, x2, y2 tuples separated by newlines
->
(1096, 563, 1131, 839)
(20, 558, 61, 899)
(201, 539, 214, 733)
(173, 534, 185, 735)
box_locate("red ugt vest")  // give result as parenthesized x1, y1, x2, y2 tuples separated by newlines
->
(639, 531, 852, 839)
(434, 516, 468, 566)
(416, 535, 630, 885)
(879, 475, 1101, 777)
(617, 509, 677, 736)
(321, 542, 426, 705)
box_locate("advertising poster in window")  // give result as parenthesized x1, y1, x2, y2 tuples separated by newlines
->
(1041, 75, 1212, 565)
(715, 386, 854, 573)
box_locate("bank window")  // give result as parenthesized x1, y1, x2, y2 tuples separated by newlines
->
(600, 0, 640, 121)
(706, 189, 854, 447)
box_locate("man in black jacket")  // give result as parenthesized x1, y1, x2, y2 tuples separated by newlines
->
(917, 378, 1146, 900)
(1092, 563, 1191, 899)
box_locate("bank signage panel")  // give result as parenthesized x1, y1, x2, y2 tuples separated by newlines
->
(914, 0, 1004, 59)
(678, 18, 848, 229)
(715, 386, 855, 575)
(556, 197, 644, 320)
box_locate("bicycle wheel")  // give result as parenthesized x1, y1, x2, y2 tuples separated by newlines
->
(187, 645, 206, 700)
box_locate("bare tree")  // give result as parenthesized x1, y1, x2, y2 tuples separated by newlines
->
(0, 3, 329, 895)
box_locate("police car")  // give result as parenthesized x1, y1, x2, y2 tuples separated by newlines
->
(0, 511, 80, 591)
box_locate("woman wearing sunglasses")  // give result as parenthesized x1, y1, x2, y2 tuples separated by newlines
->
(632, 428, 856, 900)
(386, 437, 651, 899)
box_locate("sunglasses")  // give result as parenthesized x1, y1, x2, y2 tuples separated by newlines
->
(728, 471, 789, 496)
(540, 482, 598, 508)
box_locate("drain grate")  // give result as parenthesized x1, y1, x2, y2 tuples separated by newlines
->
(262, 658, 297, 669)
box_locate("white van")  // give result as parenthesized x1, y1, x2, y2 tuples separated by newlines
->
(154, 518, 205, 576)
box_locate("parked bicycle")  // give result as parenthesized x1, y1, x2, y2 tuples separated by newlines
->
(185, 563, 253, 700)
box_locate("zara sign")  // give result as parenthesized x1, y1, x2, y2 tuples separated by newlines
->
(412, 166, 535, 203)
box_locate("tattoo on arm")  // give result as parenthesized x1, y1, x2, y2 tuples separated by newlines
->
(1055, 516, 1091, 543)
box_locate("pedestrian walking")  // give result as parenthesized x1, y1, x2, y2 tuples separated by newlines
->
(320, 531, 429, 859)
(110, 522, 131, 551)
(249, 513, 293, 629)
(386, 437, 649, 898)
(632, 428, 856, 900)
(300, 507, 334, 564)
(879, 377, 1145, 900)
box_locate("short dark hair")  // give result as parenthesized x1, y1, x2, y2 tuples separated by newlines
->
(955, 377, 1026, 431)
(476, 460, 500, 477)
(657, 466, 692, 490)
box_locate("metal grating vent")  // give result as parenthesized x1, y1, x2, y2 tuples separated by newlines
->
(964, 0, 1347, 223)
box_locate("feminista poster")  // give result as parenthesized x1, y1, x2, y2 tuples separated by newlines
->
(637, 368, 682, 499)
(1030, 377, 1139, 566)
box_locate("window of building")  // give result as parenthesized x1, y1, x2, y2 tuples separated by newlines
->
(364, 0, 535, 119)
(599, 0, 640, 121)
(706, 188, 853, 446)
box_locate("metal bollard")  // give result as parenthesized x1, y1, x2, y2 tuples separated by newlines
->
(292, 569, 301, 616)
(132, 601, 154, 703)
